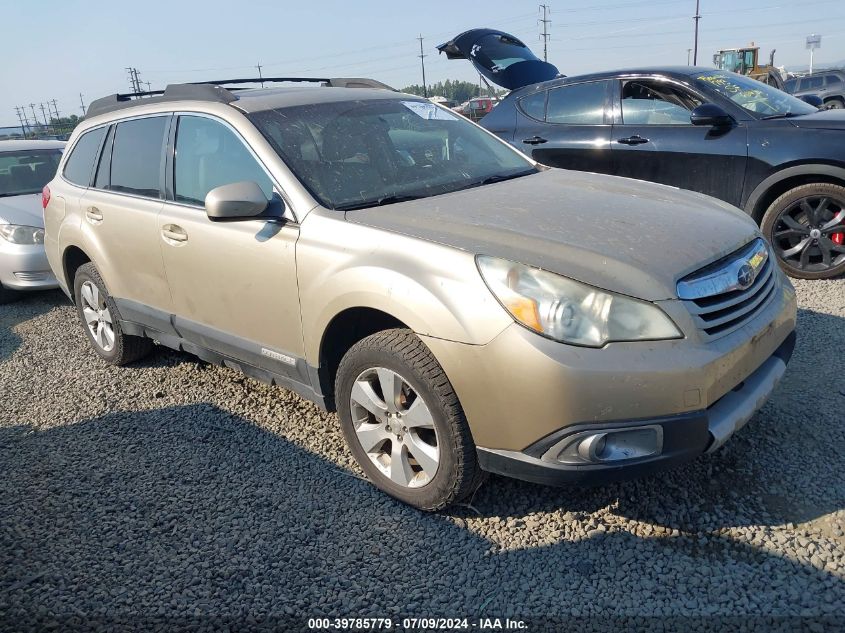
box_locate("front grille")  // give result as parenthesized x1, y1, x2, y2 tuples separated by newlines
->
(678, 239, 777, 338)
(13, 271, 51, 282)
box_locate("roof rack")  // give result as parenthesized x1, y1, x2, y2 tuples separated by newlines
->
(84, 77, 395, 120)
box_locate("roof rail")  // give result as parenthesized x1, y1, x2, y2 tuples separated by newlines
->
(84, 77, 395, 120)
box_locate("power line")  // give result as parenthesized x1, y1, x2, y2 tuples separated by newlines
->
(539, 4, 551, 62)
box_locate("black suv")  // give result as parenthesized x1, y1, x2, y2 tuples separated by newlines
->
(786, 71, 845, 110)
(439, 29, 845, 279)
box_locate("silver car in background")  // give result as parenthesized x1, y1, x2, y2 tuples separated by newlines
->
(0, 140, 64, 303)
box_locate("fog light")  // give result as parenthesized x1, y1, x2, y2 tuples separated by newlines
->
(545, 425, 664, 465)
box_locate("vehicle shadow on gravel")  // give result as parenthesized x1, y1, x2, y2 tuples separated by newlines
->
(1, 403, 842, 624)
(0, 290, 67, 363)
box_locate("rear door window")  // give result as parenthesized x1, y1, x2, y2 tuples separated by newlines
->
(63, 127, 106, 187)
(110, 117, 168, 198)
(545, 81, 608, 124)
(173, 115, 273, 206)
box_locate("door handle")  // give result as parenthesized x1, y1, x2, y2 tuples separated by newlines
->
(85, 206, 103, 224)
(617, 135, 650, 146)
(522, 135, 548, 145)
(161, 224, 188, 244)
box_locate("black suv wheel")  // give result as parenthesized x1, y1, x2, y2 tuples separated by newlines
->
(761, 183, 845, 279)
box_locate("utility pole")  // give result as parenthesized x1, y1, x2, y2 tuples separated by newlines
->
(145, 81, 152, 93)
(79, 93, 86, 116)
(14, 106, 27, 139)
(693, 0, 701, 65)
(256, 62, 264, 87)
(29, 103, 38, 132)
(50, 99, 60, 120)
(417, 35, 428, 98)
(38, 103, 49, 126)
(539, 4, 551, 63)
(126, 67, 143, 93)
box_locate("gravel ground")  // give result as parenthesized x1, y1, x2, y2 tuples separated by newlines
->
(1, 279, 844, 631)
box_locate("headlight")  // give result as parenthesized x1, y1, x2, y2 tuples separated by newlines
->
(0, 224, 44, 245)
(477, 255, 682, 347)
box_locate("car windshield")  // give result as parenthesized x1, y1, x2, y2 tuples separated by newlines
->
(695, 71, 817, 118)
(0, 149, 62, 197)
(248, 98, 536, 210)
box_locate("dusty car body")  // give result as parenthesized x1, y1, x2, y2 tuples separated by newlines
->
(43, 79, 795, 509)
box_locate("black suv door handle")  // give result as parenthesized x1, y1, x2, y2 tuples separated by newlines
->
(617, 135, 650, 146)
(522, 135, 548, 145)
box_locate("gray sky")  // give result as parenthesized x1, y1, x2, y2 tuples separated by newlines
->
(2, 0, 843, 125)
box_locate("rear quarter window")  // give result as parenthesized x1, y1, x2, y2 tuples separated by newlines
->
(518, 91, 546, 121)
(63, 127, 106, 186)
(546, 81, 607, 125)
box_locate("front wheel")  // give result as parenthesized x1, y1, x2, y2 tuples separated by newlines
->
(761, 183, 845, 279)
(335, 329, 485, 511)
(825, 98, 844, 110)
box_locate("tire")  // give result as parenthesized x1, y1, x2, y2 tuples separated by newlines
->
(0, 284, 20, 305)
(761, 183, 845, 280)
(335, 328, 485, 511)
(825, 98, 844, 109)
(73, 263, 152, 365)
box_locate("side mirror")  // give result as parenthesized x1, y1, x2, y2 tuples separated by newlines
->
(798, 94, 823, 108)
(690, 103, 734, 127)
(205, 181, 269, 221)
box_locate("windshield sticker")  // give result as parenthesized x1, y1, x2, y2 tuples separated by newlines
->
(402, 101, 459, 121)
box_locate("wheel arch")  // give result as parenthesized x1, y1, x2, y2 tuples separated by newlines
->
(316, 306, 411, 411)
(61, 245, 91, 303)
(745, 164, 845, 223)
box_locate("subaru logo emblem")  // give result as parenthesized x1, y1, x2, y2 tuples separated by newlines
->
(737, 263, 755, 289)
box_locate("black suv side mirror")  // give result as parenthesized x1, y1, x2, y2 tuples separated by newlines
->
(798, 94, 824, 108)
(690, 103, 734, 127)
(205, 181, 269, 221)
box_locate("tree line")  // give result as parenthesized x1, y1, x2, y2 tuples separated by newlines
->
(400, 79, 504, 103)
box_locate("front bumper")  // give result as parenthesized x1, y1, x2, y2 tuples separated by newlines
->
(475, 331, 795, 486)
(0, 241, 58, 291)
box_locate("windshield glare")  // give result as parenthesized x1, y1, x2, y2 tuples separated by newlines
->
(0, 149, 62, 197)
(249, 99, 535, 210)
(695, 71, 817, 117)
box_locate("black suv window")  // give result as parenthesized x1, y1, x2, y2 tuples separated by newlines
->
(621, 80, 702, 125)
(110, 117, 167, 198)
(518, 91, 546, 121)
(63, 127, 106, 187)
(545, 81, 607, 124)
(174, 115, 273, 206)
(804, 76, 824, 90)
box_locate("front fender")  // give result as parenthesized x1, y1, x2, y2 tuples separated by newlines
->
(296, 211, 511, 364)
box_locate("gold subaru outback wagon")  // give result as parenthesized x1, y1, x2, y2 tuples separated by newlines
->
(43, 79, 796, 510)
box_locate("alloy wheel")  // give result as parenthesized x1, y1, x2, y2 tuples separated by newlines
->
(772, 195, 845, 273)
(349, 367, 440, 488)
(80, 280, 116, 352)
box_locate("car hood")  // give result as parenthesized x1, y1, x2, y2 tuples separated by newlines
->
(788, 108, 845, 130)
(0, 194, 44, 228)
(437, 28, 560, 91)
(345, 169, 761, 301)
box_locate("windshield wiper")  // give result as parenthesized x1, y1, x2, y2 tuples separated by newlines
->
(335, 194, 425, 211)
(451, 169, 537, 193)
(761, 112, 801, 120)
